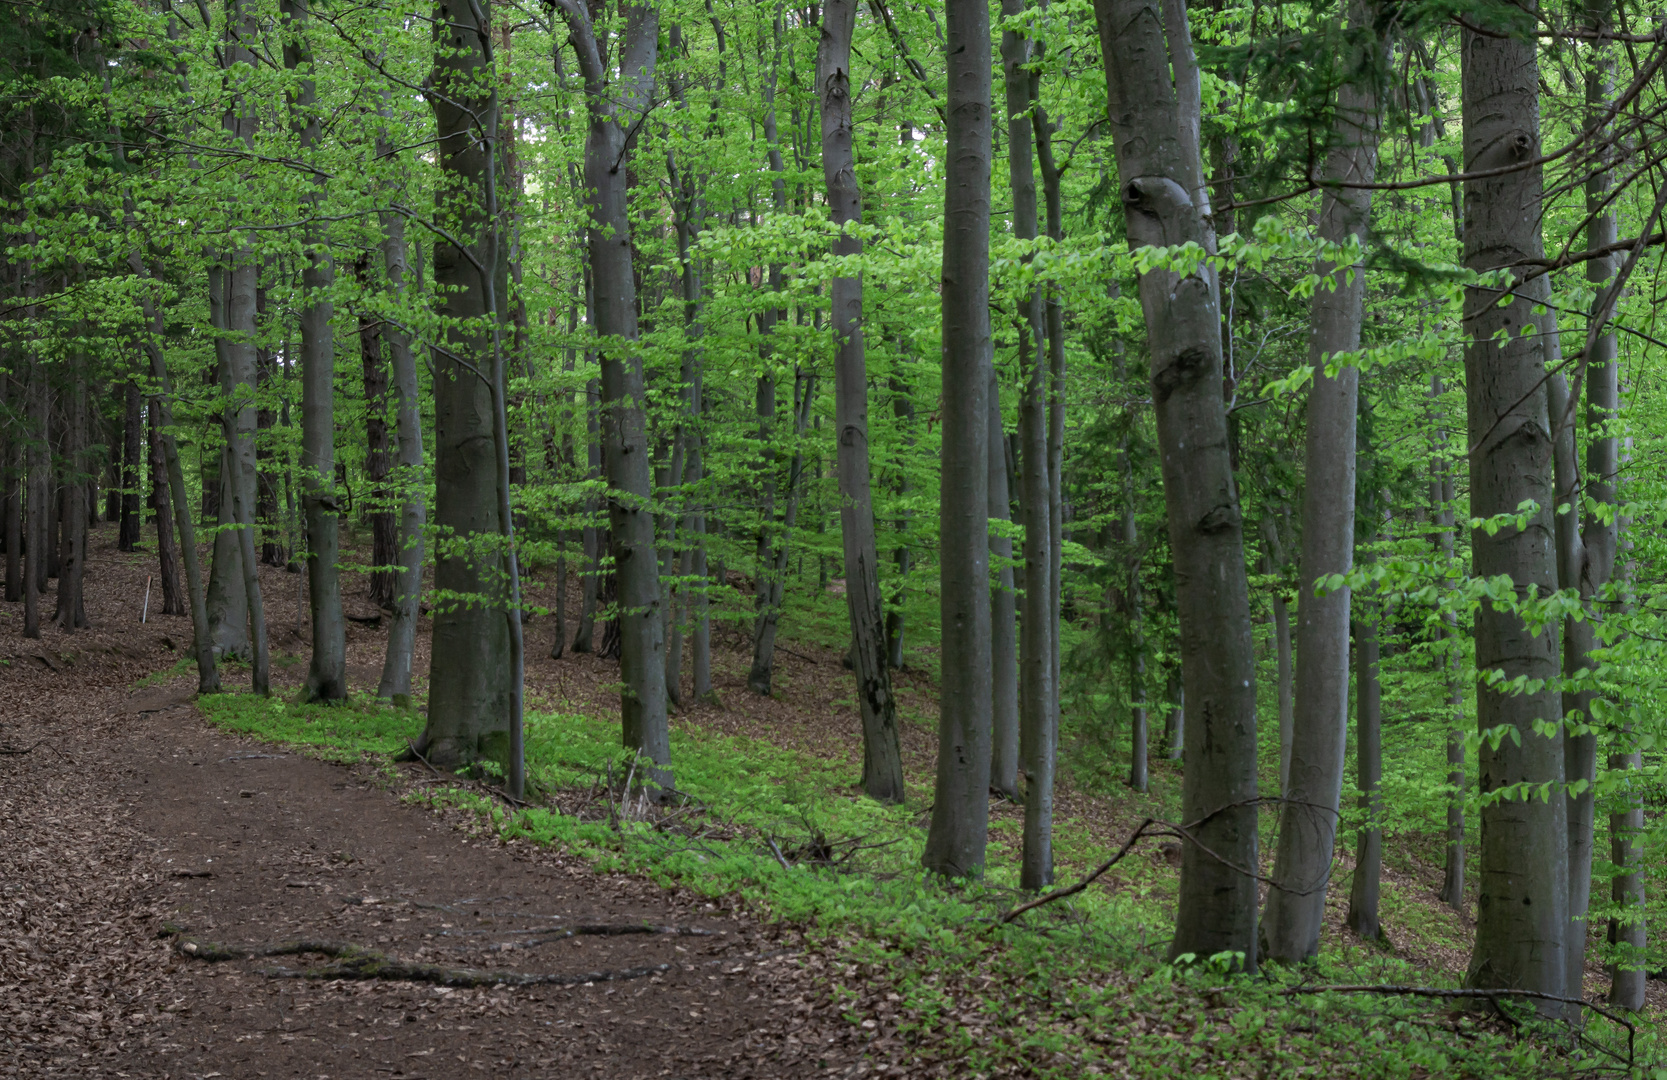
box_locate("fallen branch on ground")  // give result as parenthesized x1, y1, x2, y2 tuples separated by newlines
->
(164, 925, 673, 988)
(998, 818, 1162, 924)
(1279, 984, 1635, 1066)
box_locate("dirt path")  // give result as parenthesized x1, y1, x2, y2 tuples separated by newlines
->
(1, 537, 869, 1079)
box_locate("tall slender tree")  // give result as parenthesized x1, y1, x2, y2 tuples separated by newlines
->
(1261, 0, 1386, 963)
(818, 0, 905, 804)
(923, 0, 994, 877)
(550, 0, 671, 786)
(1460, 1, 1569, 1006)
(1095, 0, 1260, 968)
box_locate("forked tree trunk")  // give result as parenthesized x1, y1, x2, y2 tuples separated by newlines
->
(283, 0, 347, 703)
(1096, 0, 1260, 968)
(818, 0, 904, 803)
(552, 0, 670, 785)
(1461, 5, 1569, 1008)
(923, 0, 993, 877)
(1261, 1, 1384, 963)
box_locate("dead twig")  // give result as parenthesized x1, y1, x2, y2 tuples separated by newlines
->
(999, 818, 1163, 924)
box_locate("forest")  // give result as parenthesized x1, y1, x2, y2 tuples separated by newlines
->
(3, 0, 1667, 1071)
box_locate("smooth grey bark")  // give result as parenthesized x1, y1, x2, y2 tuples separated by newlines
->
(747, 62, 794, 695)
(132, 260, 220, 694)
(358, 256, 395, 610)
(1460, 7, 1569, 1008)
(1569, 0, 1629, 1006)
(1121, 395, 1147, 793)
(989, 370, 1019, 802)
(282, 0, 347, 703)
(375, 149, 426, 704)
(1164, 668, 1183, 760)
(1345, 610, 1382, 939)
(119, 378, 142, 551)
(1432, 375, 1466, 910)
(552, 0, 670, 784)
(816, 1, 905, 802)
(749, 372, 814, 695)
(204, 270, 250, 661)
(1589, 53, 1643, 1000)
(53, 362, 87, 631)
(989, 0, 1035, 808)
(1001, 0, 1053, 880)
(417, 0, 513, 766)
(1261, 5, 1383, 962)
(148, 400, 185, 616)
(1034, 99, 1067, 824)
(1263, 518, 1293, 795)
(922, 0, 994, 877)
(1096, 0, 1259, 968)
(220, 262, 269, 694)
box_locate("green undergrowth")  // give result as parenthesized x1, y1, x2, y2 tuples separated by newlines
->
(191, 689, 1655, 1078)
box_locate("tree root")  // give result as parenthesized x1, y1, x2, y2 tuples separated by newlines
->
(162, 924, 674, 988)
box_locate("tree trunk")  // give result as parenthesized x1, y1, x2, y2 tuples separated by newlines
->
(1096, 0, 1259, 968)
(358, 255, 396, 610)
(749, 372, 814, 694)
(22, 360, 43, 639)
(138, 289, 219, 691)
(283, 0, 347, 703)
(1262, 517, 1293, 795)
(119, 377, 142, 551)
(1345, 611, 1382, 939)
(1432, 376, 1465, 910)
(374, 158, 427, 705)
(989, 371, 1019, 802)
(818, 0, 904, 804)
(149, 400, 185, 617)
(1460, 4, 1569, 1007)
(4, 415, 19, 604)
(416, 0, 514, 766)
(923, 0, 993, 877)
(1123, 419, 1147, 792)
(54, 361, 88, 631)
(552, 0, 669, 786)
(205, 270, 251, 661)
(1164, 668, 1184, 760)
(1261, 3, 1383, 962)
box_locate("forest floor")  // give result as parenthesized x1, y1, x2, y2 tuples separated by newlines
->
(2, 523, 1662, 1079)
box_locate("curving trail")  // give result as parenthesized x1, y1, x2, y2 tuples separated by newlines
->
(0, 531, 866, 1079)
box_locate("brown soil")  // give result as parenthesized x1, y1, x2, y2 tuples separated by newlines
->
(0, 528, 882, 1079)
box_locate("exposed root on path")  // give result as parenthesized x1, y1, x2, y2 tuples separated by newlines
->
(164, 925, 677, 988)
